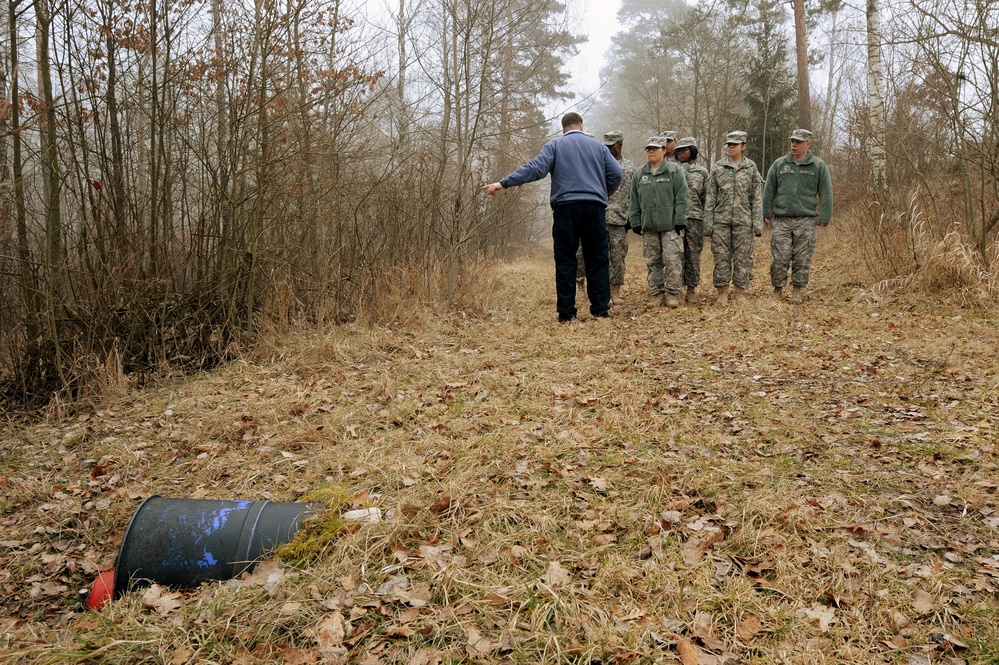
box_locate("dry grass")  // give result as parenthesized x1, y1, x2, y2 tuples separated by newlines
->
(846, 197, 999, 308)
(2, 231, 999, 664)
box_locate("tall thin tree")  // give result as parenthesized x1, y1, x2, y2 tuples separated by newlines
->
(866, 0, 886, 192)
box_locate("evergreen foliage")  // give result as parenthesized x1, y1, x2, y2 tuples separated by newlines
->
(736, 0, 799, 172)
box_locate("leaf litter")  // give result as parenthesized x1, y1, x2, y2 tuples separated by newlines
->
(1, 241, 998, 663)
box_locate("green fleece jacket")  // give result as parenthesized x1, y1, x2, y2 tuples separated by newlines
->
(628, 160, 689, 233)
(762, 151, 833, 224)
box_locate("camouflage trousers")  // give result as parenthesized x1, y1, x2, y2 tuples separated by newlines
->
(577, 225, 628, 285)
(682, 218, 706, 288)
(643, 229, 685, 296)
(770, 216, 817, 288)
(711, 223, 755, 289)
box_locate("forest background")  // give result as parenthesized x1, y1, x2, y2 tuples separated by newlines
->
(0, 0, 997, 406)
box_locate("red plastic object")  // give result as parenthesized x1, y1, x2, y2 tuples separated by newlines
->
(88, 571, 115, 610)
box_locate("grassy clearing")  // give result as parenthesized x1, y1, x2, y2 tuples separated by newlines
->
(2, 228, 998, 664)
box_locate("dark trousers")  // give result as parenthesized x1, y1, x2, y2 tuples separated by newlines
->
(552, 201, 611, 321)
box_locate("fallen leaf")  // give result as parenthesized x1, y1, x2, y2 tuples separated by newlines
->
(587, 477, 609, 493)
(411, 581, 434, 604)
(735, 614, 762, 641)
(681, 528, 725, 566)
(384, 625, 415, 638)
(429, 495, 454, 515)
(141, 584, 182, 614)
(912, 589, 935, 614)
(279, 646, 318, 665)
(483, 592, 511, 606)
(170, 647, 194, 665)
(398, 607, 421, 623)
(691, 611, 715, 641)
(280, 601, 303, 616)
(887, 635, 908, 650)
(541, 560, 571, 589)
(409, 648, 443, 665)
(312, 612, 346, 648)
(796, 603, 836, 632)
(939, 632, 969, 650)
(239, 559, 288, 594)
(593, 534, 616, 546)
(677, 638, 701, 665)
(465, 625, 494, 656)
(29, 581, 69, 598)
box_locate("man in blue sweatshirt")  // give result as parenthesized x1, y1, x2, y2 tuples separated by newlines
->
(483, 112, 624, 323)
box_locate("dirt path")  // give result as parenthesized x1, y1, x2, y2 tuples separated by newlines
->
(2, 241, 998, 663)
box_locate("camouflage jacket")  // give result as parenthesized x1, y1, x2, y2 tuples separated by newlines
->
(681, 162, 709, 221)
(607, 158, 636, 226)
(704, 156, 763, 235)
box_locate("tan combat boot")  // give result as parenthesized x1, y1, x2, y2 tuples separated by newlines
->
(733, 286, 748, 300)
(789, 285, 804, 304)
(685, 286, 696, 304)
(610, 284, 621, 304)
(716, 285, 729, 305)
(773, 286, 784, 300)
(664, 294, 680, 308)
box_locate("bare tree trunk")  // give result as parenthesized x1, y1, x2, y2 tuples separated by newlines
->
(105, 2, 127, 253)
(210, 0, 231, 289)
(866, 0, 886, 192)
(35, 0, 64, 377)
(822, 10, 843, 146)
(0, 0, 7, 190)
(792, 0, 810, 129)
(148, 0, 160, 276)
(246, 0, 271, 326)
(9, 0, 38, 346)
(396, 0, 410, 146)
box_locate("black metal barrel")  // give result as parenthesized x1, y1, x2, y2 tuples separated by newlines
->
(113, 496, 318, 597)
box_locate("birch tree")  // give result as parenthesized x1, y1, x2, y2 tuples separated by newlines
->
(866, 0, 886, 191)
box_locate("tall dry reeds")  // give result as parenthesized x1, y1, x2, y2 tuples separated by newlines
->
(847, 192, 999, 306)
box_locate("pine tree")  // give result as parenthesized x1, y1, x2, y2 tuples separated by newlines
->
(738, 0, 798, 173)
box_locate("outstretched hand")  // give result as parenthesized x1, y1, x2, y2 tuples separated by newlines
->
(482, 182, 504, 196)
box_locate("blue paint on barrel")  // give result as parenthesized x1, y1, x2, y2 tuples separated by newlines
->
(113, 496, 320, 597)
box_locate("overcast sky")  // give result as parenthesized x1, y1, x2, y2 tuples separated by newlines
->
(567, 0, 623, 96)
(554, 0, 624, 119)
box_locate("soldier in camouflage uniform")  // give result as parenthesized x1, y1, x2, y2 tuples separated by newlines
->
(660, 130, 679, 162)
(629, 136, 689, 308)
(763, 128, 834, 304)
(704, 131, 763, 305)
(675, 137, 709, 304)
(576, 131, 635, 303)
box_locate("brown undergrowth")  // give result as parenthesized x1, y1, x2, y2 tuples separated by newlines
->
(2, 228, 998, 664)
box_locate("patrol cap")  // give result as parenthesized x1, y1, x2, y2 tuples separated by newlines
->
(790, 128, 813, 142)
(645, 136, 667, 149)
(675, 136, 698, 150)
(660, 130, 678, 141)
(603, 130, 623, 145)
(724, 130, 747, 145)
